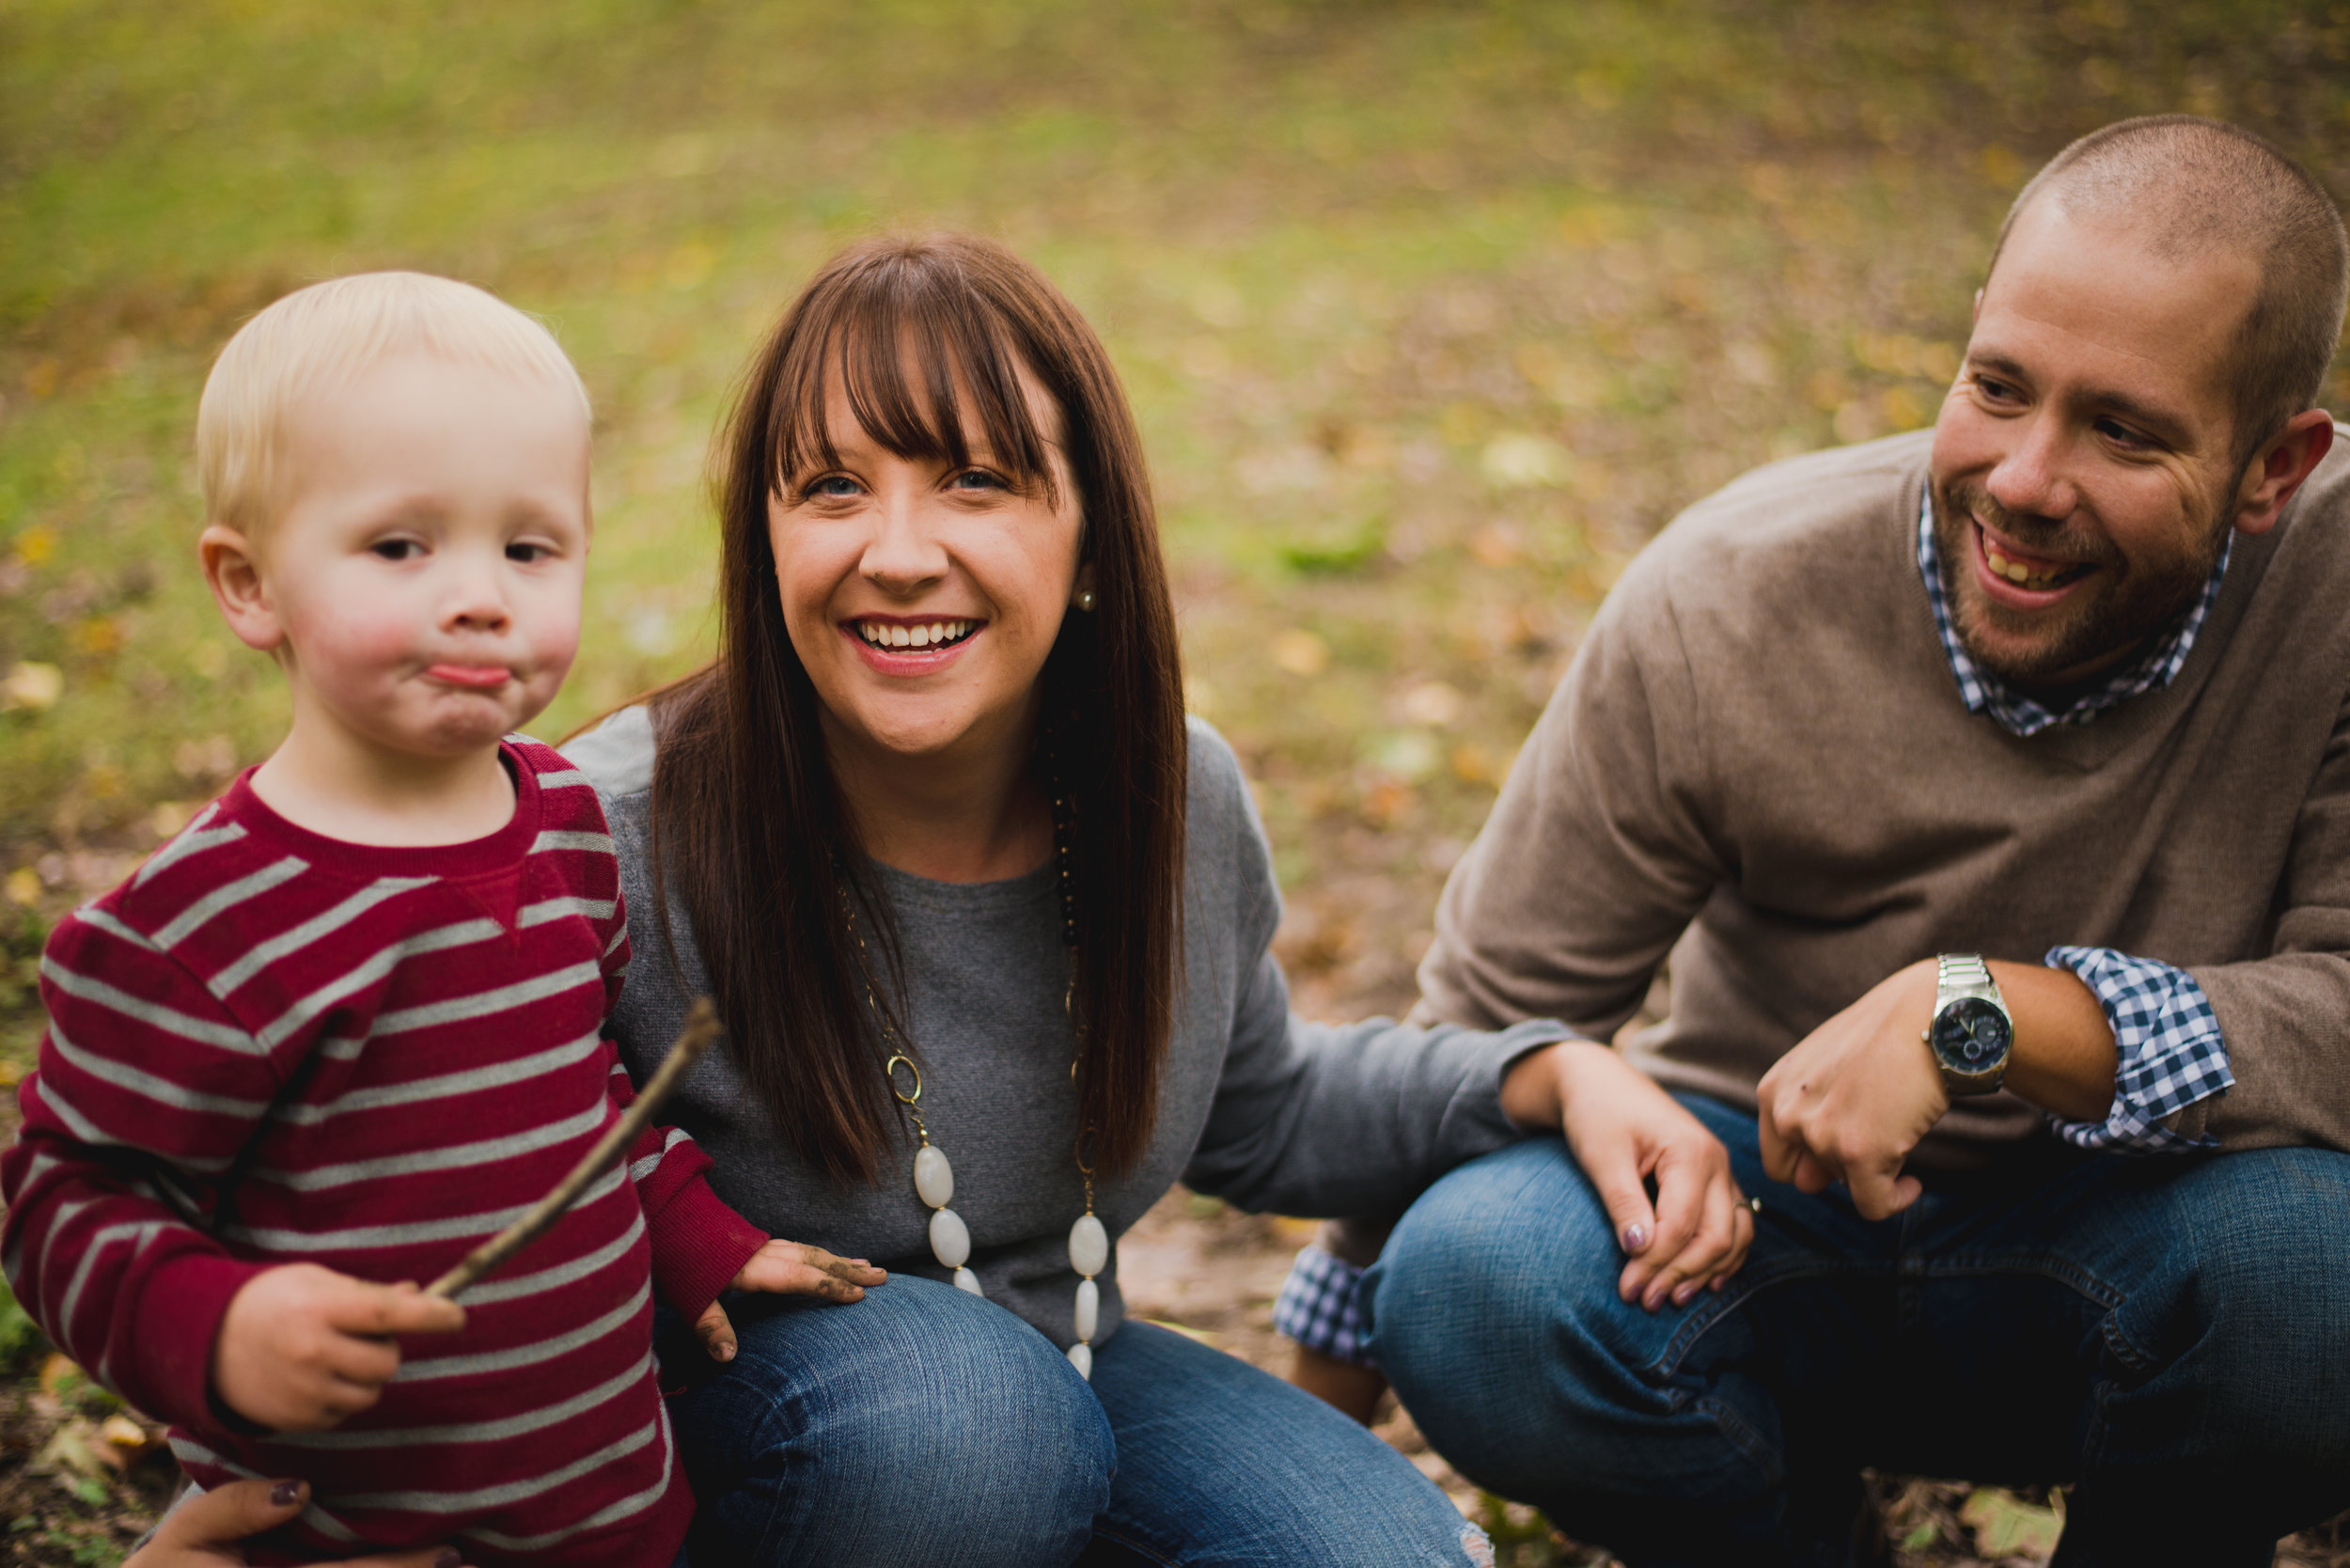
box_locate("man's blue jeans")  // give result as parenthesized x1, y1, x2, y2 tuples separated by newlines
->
(1365, 1094, 2350, 1568)
(660, 1274, 1490, 1567)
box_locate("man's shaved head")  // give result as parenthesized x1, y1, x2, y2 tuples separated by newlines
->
(1988, 115, 2347, 463)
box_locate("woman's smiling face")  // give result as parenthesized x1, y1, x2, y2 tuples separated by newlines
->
(768, 362, 1086, 774)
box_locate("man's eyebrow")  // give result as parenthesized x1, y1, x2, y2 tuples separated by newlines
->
(1966, 348, 2195, 447)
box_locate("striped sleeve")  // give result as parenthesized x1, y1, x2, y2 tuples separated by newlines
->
(2, 911, 287, 1427)
(603, 1041, 765, 1321)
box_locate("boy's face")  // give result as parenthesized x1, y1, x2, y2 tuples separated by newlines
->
(221, 355, 590, 762)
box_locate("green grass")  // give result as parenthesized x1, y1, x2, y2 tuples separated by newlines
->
(2, 0, 2347, 1008)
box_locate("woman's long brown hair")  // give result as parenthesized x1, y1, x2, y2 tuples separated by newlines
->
(645, 234, 1186, 1184)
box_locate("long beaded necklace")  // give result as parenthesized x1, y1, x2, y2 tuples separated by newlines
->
(844, 760, 1109, 1380)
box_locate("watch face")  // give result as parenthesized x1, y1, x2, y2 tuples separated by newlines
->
(1932, 996, 2013, 1070)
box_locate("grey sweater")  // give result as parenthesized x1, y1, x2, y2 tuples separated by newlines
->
(563, 711, 1566, 1349)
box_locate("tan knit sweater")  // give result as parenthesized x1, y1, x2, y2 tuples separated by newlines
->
(1418, 429, 2350, 1162)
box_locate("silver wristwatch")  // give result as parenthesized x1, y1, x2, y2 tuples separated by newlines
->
(1920, 953, 2013, 1096)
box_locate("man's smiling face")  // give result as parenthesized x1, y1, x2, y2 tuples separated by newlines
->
(1928, 197, 2264, 688)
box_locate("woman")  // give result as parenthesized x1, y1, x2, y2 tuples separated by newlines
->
(564, 234, 1743, 1566)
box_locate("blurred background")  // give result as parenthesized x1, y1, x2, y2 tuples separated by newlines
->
(2, 1, 2347, 1561)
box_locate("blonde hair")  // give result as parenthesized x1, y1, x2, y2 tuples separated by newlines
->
(196, 271, 591, 534)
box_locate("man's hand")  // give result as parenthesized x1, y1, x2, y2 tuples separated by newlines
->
(1755, 959, 1946, 1221)
(212, 1265, 465, 1433)
(1504, 1041, 1755, 1310)
(125, 1478, 467, 1568)
(694, 1241, 886, 1362)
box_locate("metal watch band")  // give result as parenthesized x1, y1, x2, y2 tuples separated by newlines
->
(1937, 953, 1993, 993)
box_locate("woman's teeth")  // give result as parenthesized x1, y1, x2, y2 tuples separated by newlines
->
(1984, 548, 2077, 590)
(858, 619, 974, 650)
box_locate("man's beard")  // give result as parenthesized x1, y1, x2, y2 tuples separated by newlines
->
(1930, 480, 2228, 688)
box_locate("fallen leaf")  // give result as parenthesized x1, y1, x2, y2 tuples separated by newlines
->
(38, 1354, 81, 1399)
(1399, 681, 1464, 729)
(1273, 629, 1328, 678)
(99, 1414, 153, 1454)
(1, 662, 62, 713)
(1959, 1486, 2062, 1560)
(34, 1418, 120, 1480)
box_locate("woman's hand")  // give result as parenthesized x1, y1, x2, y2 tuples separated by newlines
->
(124, 1479, 465, 1568)
(694, 1240, 888, 1361)
(1504, 1041, 1755, 1311)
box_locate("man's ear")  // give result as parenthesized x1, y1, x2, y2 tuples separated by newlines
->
(199, 525, 286, 652)
(2230, 410, 2336, 538)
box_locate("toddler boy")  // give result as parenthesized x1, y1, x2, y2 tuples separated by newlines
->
(0, 274, 871, 1566)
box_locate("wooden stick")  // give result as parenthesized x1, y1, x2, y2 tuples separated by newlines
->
(426, 998, 723, 1300)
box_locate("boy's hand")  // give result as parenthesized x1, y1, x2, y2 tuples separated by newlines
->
(212, 1265, 465, 1433)
(694, 1241, 885, 1363)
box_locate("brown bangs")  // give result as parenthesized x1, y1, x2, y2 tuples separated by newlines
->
(772, 266, 1060, 507)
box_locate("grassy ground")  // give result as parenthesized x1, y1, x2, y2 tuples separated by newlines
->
(4, 0, 2349, 1561)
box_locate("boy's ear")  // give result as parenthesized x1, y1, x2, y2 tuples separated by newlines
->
(199, 525, 286, 653)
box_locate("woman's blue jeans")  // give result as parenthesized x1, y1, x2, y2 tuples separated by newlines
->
(1364, 1094, 2350, 1568)
(661, 1275, 1489, 1567)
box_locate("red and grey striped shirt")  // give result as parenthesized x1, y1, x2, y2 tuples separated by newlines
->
(1, 738, 765, 1566)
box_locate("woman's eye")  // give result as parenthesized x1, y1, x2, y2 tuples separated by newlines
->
(805, 476, 862, 499)
(950, 469, 1008, 492)
(369, 539, 422, 561)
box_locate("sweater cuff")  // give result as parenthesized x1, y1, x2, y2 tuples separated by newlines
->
(646, 1173, 769, 1322)
(129, 1252, 272, 1431)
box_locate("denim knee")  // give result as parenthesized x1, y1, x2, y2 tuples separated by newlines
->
(1366, 1139, 1772, 1509)
(674, 1278, 1112, 1567)
(2103, 1146, 2350, 1475)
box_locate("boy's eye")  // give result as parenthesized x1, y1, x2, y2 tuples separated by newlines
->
(369, 539, 422, 561)
(506, 541, 553, 563)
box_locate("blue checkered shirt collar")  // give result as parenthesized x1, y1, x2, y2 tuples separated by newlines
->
(1915, 490, 2231, 738)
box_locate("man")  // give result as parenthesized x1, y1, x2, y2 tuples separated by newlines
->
(1280, 116, 2350, 1564)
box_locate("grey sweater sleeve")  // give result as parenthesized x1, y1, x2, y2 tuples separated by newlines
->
(1179, 725, 1577, 1216)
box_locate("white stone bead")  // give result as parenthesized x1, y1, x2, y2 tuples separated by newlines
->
(1067, 1341, 1092, 1381)
(930, 1206, 971, 1268)
(954, 1266, 983, 1295)
(1073, 1278, 1099, 1341)
(914, 1145, 954, 1209)
(1068, 1213, 1108, 1278)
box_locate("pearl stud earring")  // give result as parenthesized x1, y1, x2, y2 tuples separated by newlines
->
(1074, 588, 1097, 612)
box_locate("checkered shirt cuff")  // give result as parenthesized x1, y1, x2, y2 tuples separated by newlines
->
(2044, 947, 2232, 1152)
(1273, 1243, 1376, 1367)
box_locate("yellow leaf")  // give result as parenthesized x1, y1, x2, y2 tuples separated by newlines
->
(1273, 629, 1327, 678)
(2, 662, 63, 712)
(1960, 1486, 2063, 1559)
(5, 867, 39, 907)
(100, 1414, 154, 1453)
(70, 616, 122, 656)
(39, 1353, 82, 1397)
